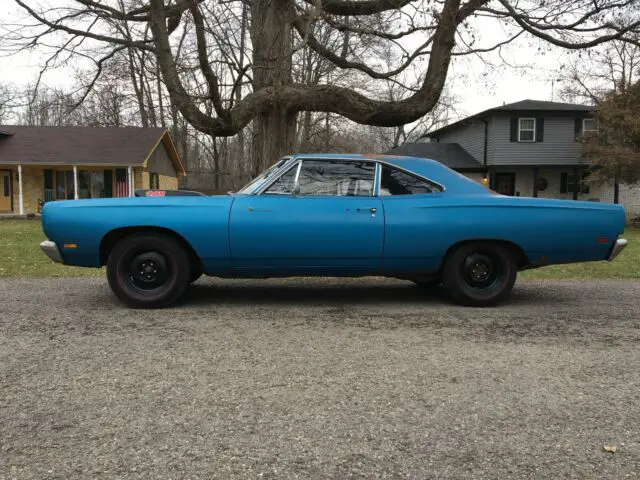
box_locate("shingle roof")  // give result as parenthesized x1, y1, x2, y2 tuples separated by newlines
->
(0, 125, 184, 174)
(384, 142, 484, 172)
(426, 98, 596, 137)
(494, 99, 597, 112)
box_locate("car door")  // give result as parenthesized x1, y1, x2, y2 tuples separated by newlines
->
(229, 158, 384, 273)
(378, 162, 446, 274)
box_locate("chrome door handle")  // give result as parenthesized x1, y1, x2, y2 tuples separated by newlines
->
(356, 207, 377, 217)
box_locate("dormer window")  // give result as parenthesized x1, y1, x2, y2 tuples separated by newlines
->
(518, 118, 536, 142)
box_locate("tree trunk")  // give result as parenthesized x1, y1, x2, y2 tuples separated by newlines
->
(249, 0, 296, 176)
(236, 2, 248, 170)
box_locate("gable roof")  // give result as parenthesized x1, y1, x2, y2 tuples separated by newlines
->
(384, 142, 484, 172)
(425, 99, 597, 137)
(0, 125, 186, 175)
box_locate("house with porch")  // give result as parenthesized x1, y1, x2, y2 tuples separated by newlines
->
(0, 125, 186, 215)
(387, 99, 640, 219)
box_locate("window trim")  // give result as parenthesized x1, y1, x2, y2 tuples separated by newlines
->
(260, 160, 302, 195)
(256, 157, 445, 196)
(376, 160, 445, 196)
(253, 157, 299, 195)
(258, 157, 378, 197)
(518, 117, 536, 142)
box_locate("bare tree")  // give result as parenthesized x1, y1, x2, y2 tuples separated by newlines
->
(557, 34, 640, 104)
(6, 0, 640, 173)
(0, 84, 17, 123)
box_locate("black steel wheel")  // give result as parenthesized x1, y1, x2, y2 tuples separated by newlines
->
(107, 233, 190, 309)
(442, 242, 517, 307)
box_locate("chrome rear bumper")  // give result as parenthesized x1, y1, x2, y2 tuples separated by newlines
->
(40, 240, 64, 264)
(608, 238, 628, 261)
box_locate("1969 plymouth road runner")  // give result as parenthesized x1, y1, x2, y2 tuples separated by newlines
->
(40, 154, 628, 309)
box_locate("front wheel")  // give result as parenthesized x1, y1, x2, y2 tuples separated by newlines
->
(106, 233, 191, 309)
(442, 242, 517, 307)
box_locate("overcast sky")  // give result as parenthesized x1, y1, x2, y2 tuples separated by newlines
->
(0, 2, 573, 120)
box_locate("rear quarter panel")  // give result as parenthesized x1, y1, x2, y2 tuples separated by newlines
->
(41, 196, 234, 273)
(381, 193, 626, 273)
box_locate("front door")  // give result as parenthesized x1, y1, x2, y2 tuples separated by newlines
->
(229, 158, 384, 274)
(0, 171, 11, 212)
(495, 173, 516, 196)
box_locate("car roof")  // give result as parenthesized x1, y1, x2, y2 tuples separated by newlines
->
(290, 153, 437, 166)
(288, 153, 454, 178)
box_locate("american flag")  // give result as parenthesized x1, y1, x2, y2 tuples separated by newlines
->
(115, 180, 128, 198)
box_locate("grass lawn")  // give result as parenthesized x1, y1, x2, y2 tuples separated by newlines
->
(0, 219, 638, 280)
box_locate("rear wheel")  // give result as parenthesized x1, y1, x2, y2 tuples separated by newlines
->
(106, 233, 190, 309)
(442, 242, 517, 307)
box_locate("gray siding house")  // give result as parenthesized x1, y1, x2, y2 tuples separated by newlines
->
(422, 99, 600, 200)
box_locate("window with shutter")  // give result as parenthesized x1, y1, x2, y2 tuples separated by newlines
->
(518, 118, 536, 142)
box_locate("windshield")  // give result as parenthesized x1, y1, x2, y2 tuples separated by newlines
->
(236, 156, 293, 194)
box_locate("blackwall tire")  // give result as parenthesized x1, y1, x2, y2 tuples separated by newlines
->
(189, 270, 203, 284)
(106, 233, 190, 309)
(443, 242, 517, 307)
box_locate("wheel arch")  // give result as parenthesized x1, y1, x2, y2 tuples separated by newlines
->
(441, 239, 529, 270)
(99, 226, 203, 271)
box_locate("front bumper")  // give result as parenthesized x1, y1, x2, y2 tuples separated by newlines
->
(608, 238, 628, 261)
(40, 240, 64, 264)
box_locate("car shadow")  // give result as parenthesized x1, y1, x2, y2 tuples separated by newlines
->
(180, 280, 444, 306)
(175, 279, 560, 308)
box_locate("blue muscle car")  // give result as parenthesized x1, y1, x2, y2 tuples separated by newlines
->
(39, 154, 628, 308)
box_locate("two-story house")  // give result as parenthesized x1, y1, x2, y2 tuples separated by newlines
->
(411, 100, 600, 199)
(386, 99, 640, 219)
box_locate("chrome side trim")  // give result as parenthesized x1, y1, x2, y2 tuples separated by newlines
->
(40, 240, 64, 264)
(608, 238, 628, 261)
(255, 159, 301, 195)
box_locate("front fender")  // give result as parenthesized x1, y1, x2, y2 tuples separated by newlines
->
(41, 196, 234, 271)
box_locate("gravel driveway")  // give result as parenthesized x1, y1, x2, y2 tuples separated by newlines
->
(1, 277, 639, 479)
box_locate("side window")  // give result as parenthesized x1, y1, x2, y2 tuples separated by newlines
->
(379, 165, 436, 196)
(264, 164, 298, 194)
(297, 160, 375, 196)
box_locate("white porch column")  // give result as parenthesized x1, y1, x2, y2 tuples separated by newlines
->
(73, 165, 79, 200)
(17, 164, 24, 215)
(128, 166, 134, 197)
